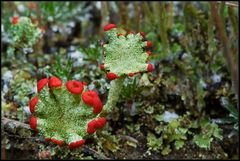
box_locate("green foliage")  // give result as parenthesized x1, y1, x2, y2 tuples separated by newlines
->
(96, 130, 120, 154)
(219, 97, 239, 131)
(147, 114, 190, 155)
(121, 77, 139, 101)
(43, 54, 74, 82)
(147, 132, 163, 151)
(78, 43, 101, 61)
(193, 119, 223, 149)
(39, 2, 89, 23)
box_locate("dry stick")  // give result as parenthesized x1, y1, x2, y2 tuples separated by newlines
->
(119, 1, 128, 28)
(210, 2, 239, 99)
(100, 1, 109, 36)
(133, 2, 140, 32)
(142, 2, 155, 25)
(36, 2, 42, 26)
(217, 1, 238, 7)
(228, 6, 239, 37)
(166, 2, 174, 30)
(159, 2, 169, 56)
(2, 117, 31, 130)
(220, 1, 226, 28)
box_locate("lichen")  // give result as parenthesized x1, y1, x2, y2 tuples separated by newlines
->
(29, 76, 107, 148)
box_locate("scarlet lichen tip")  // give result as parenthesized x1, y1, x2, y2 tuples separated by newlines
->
(30, 116, 37, 130)
(28, 2, 36, 9)
(140, 32, 145, 38)
(49, 76, 62, 88)
(95, 117, 106, 129)
(147, 51, 152, 56)
(31, 18, 38, 24)
(45, 138, 51, 142)
(128, 31, 134, 35)
(40, 26, 45, 33)
(87, 117, 106, 134)
(37, 78, 48, 93)
(66, 80, 84, 95)
(69, 140, 85, 149)
(30, 97, 38, 113)
(82, 82, 88, 86)
(93, 98, 103, 114)
(51, 138, 64, 146)
(87, 120, 97, 134)
(82, 91, 98, 105)
(147, 64, 154, 72)
(11, 16, 18, 25)
(146, 41, 152, 47)
(117, 33, 125, 37)
(103, 24, 117, 31)
(100, 64, 105, 70)
(107, 72, 118, 80)
(128, 73, 134, 77)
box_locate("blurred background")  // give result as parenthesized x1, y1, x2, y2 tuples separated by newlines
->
(1, 1, 239, 159)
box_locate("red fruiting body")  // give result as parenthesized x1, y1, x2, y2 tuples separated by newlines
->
(95, 117, 106, 129)
(29, 2, 36, 9)
(82, 91, 98, 105)
(30, 116, 37, 130)
(117, 33, 124, 37)
(100, 64, 105, 70)
(45, 138, 51, 142)
(87, 120, 97, 134)
(82, 82, 88, 86)
(11, 16, 18, 25)
(107, 72, 118, 80)
(40, 26, 45, 33)
(51, 138, 64, 146)
(37, 78, 48, 93)
(49, 76, 62, 88)
(128, 31, 134, 35)
(66, 80, 84, 94)
(146, 41, 152, 47)
(69, 139, 85, 149)
(147, 51, 152, 56)
(93, 98, 103, 114)
(32, 18, 38, 24)
(140, 32, 145, 38)
(128, 73, 134, 77)
(147, 64, 153, 72)
(29, 97, 38, 113)
(103, 24, 117, 31)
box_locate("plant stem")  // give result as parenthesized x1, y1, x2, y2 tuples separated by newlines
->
(101, 77, 124, 116)
(159, 2, 169, 56)
(210, 2, 239, 98)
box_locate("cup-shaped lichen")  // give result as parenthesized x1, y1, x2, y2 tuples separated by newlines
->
(100, 24, 154, 115)
(10, 16, 42, 49)
(29, 76, 106, 149)
(101, 24, 153, 80)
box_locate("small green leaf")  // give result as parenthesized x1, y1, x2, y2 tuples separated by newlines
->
(193, 134, 213, 149)
(161, 145, 171, 155)
(175, 140, 185, 150)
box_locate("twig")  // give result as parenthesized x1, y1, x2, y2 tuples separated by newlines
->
(217, 1, 238, 7)
(2, 117, 30, 130)
(118, 134, 139, 144)
(210, 2, 239, 99)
